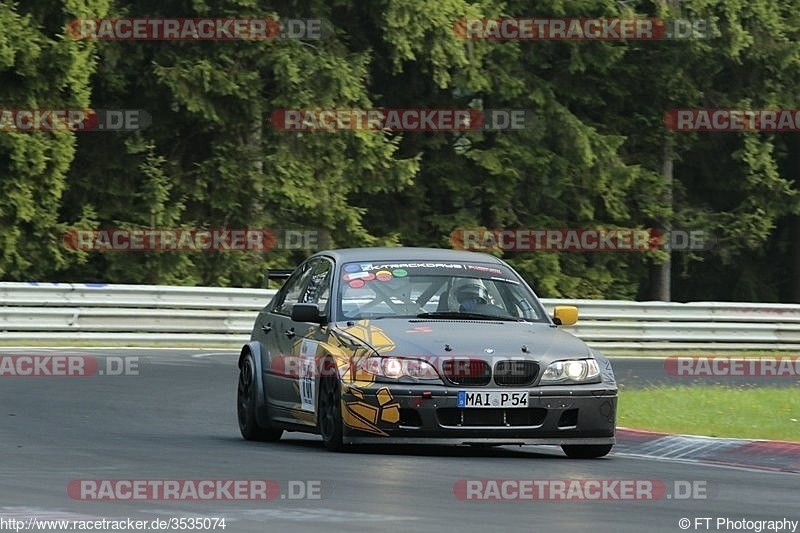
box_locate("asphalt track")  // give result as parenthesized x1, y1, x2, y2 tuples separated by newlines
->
(1, 348, 797, 533)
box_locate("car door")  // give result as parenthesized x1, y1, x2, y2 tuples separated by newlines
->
(258, 260, 315, 415)
(283, 258, 334, 423)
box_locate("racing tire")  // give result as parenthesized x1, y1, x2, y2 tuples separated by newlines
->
(318, 373, 346, 452)
(561, 444, 613, 459)
(237, 352, 283, 442)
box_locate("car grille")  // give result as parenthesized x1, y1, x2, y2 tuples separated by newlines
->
(437, 408, 547, 427)
(441, 359, 491, 386)
(440, 359, 539, 386)
(494, 360, 539, 386)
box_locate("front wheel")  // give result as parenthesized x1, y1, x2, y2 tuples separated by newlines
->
(318, 373, 346, 451)
(561, 444, 613, 459)
(237, 352, 283, 442)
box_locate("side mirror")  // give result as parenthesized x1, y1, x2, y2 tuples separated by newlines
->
(553, 306, 578, 326)
(291, 303, 325, 324)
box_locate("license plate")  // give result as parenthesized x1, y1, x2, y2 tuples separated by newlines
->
(457, 390, 528, 408)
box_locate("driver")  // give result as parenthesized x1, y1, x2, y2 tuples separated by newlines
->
(451, 278, 490, 312)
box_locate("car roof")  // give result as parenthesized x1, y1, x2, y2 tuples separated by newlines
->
(311, 247, 506, 265)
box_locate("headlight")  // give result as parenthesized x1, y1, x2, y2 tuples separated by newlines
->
(360, 356, 440, 380)
(383, 358, 403, 378)
(540, 359, 600, 383)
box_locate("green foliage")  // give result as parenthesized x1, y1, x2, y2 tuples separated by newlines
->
(0, 0, 109, 279)
(0, 0, 797, 302)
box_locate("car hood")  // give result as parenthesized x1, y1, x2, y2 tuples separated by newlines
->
(333, 318, 593, 364)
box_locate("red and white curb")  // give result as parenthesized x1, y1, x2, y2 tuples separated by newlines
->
(615, 428, 800, 473)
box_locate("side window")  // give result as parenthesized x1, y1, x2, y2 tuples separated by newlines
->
(274, 262, 315, 315)
(302, 259, 332, 313)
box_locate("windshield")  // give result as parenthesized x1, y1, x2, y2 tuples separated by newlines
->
(337, 261, 548, 322)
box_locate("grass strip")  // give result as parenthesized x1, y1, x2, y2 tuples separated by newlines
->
(618, 385, 800, 441)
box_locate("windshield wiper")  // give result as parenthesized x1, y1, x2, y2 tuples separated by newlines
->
(415, 311, 523, 322)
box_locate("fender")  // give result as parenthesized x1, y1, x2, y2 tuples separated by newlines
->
(238, 342, 271, 428)
(590, 349, 618, 390)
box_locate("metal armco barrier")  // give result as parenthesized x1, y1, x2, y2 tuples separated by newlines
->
(1, 282, 799, 351)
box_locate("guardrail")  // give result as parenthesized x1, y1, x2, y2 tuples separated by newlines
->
(2, 282, 799, 351)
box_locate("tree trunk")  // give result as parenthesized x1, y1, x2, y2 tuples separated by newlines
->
(792, 215, 800, 303)
(652, 135, 673, 301)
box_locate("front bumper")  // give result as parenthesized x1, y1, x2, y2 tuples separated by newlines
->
(340, 383, 617, 445)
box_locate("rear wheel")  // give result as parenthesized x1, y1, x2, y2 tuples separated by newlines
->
(318, 373, 345, 451)
(561, 444, 613, 458)
(237, 353, 283, 442)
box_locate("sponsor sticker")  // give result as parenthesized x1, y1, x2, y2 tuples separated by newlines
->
(299, 339, 317, 412)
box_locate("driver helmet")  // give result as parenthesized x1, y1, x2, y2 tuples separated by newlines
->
(452, 278, 490, 311)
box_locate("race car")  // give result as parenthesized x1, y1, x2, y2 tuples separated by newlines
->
(237, 247, 617, 458)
